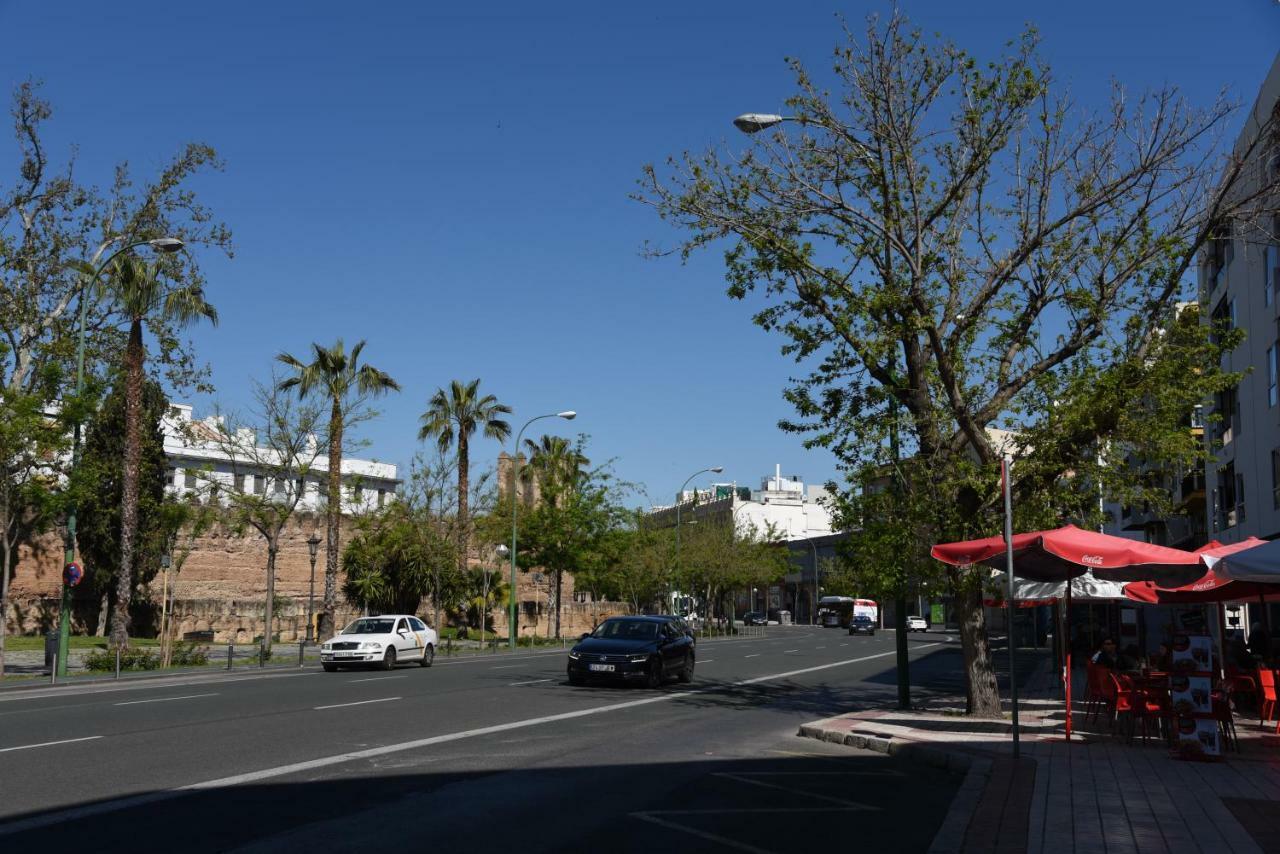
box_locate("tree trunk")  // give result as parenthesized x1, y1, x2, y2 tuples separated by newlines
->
(319, 398, 343, 641)
(457, 432, 469, 575)
(263, 540, 278, 658)
(554, 568, 562, 638)
(110, 320, 144, 650)
(958, 581, 1002, 717)
(1, 530, 11, 678)
(95, 590, 109, 637)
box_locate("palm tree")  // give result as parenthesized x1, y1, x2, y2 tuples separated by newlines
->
(277, 339, 399, 639)
(417, 379, 510, 592)
(520, 434, 589, 636)
(99, 256, 217, 650)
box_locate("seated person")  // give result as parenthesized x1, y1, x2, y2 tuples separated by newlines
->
(1152, 642, 1173, 672)
(1227, 635, 1253, 671)
(1091, 637, 1118, 669)
(1118, 644, 1142, 671)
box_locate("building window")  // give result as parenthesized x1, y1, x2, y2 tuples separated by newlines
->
(355, 485, 364, 503)
(1217, 462, 1244, 529)
(1270, 346, 1278, 408)
(1272, 449, 1280, 510)
(233, 473, 245, 493)
(183, 469, 196, 490)
(377, 488, 386, 508)
(1214, 385, 1240, 445)
(274, 478, 286, 496)
(166, 467, 177, 487)
(253, 475, 265, 496)
(1269, 243, 1280, 306)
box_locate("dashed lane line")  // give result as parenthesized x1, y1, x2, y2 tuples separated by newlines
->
(0, 736, 102, 753)
(314, 697, 401, 711)
(0, 644, 940, 837)
(508, 679, 553, 687)
(114, 693, 217, 707)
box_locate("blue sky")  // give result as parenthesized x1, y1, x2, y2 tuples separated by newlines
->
(2, 1, 1277, 505)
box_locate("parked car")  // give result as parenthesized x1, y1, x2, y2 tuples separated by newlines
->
(567, 616, 695, 688)
(742, 611, 767, 626)
(321, 615, 437, 671)
(848, 615, 877, 636)
(907, 616, 928, 632)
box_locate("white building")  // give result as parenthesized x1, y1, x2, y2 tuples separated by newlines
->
(649, 465, 834, 541)
(164, 403, 399, 514)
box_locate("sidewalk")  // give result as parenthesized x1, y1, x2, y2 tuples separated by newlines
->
(800, 653, 1280, 853)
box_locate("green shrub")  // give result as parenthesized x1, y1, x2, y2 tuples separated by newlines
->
(170, 642, 209, 667)
(84, 646, 160, 672)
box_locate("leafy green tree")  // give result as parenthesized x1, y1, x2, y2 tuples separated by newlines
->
(94, 256, 216, 649)
(640, 14, 1267, 715)
(417, 378, 510, 579)
(518, 435, 597, 636)
(190, 377, 325, 655)
(341, 501, 457, 617)
(1, 81, 230, 398)
(75, 374, 171, 641)
(0, 388, 65, 676)
(277, 339, 400, 640)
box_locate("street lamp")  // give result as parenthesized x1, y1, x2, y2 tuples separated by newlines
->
(732, 113, 790, 133)
(305, 534, 322, 643)
(509, 410, 576, 650)
(492, 543, 510, 649)
(56, 235, 186, 676)
(673, 466, 723, 614)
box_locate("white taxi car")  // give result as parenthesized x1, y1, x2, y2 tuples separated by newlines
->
(907, 616, 928, 632)
(320, 615, 437, 671)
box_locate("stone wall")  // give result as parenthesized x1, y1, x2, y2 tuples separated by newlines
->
(4, 512, 636, 640)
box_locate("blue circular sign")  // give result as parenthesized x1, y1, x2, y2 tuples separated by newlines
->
(63, 562, 84, 587)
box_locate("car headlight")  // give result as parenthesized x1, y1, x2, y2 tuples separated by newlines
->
(628, 653, 651, 663)
(568, 651, 581, 660)
(321, 644, 331, 651)
(359, 641, 382, 650)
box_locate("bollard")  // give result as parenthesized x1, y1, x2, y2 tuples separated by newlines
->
(114, 647, 121, 679)
(226, 642, 234, 670)
(298, 641, 305, 667)
(50, 652, 57, 685)
(446, 638, 452, 656)
(259, 646, 266, 668)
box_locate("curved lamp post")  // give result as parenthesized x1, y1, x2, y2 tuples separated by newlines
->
(673, 466, 723, 614)
(508, 410, 576, 649)
(305, 534, 322, 643)
(56, 236, 185, 676)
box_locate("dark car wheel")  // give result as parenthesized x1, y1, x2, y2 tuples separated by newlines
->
(678, 654, 694, 683)
(381, 648, 396, 671)
(645, 658, 663, 689)
(419, 644, 434, 667)
(568, 670, 585, 686)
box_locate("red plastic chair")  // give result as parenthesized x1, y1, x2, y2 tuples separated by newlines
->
(1258, 669, 1277, 728)
(1112, 673, 1165, 744)
(1087, 663, 1116, 724)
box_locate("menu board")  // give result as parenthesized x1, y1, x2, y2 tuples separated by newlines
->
(1171, 633, 1219, 759)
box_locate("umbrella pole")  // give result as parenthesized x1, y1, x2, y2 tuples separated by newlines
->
(1064, 577, 1073, 742)
(1216, 603, 1227, 682)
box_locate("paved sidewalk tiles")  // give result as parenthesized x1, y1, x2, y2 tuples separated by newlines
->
(799, 654, 1280, 853)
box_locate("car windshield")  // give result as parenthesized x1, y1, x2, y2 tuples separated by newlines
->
(344, 618, 395, 635)
(592, 619, 658, 641)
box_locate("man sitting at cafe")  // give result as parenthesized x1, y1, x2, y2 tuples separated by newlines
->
(1091, 637, 1119, 669)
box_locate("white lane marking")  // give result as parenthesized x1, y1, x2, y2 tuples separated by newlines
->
(713, 772, 876, 808)
(114, 693, 217, 707)
(784, 649, 800, 653)
(508, 679, 553, 687)
(0, 644, 939, 836)
(347, 675, 408, 683)
(490, 664, 524, 670)
(314, 697, 401, 711)
(0, 735, 103, 753)
(816, 646, 826, 650)
(840, 643, 848, 647)
(629, 813, 775, 854)
(699, 660, 714, 664)
(744, 654, 760, 658)
(0, 671, 315, 705)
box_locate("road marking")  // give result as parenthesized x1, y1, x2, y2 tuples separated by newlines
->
(314, 697, 401, 711)
(490, 664, 524, 670)
(347, 675, 408, 683)
(508, 679, 553, 687)
(629, 813, 775, 853)
(699, 660, 714, 664)
(840, 643, 848, 647)
(712, 772, 875, 808)
(0, 644, 938, 836)
(744, 654, 760, 658)
(114, 693, 217, 707)
(0, 736, 102, 753)
(784, 649, 800, 653)
(816, 646, 826, 649)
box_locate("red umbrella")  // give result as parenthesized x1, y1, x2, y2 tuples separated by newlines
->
(1123, 538, 1272, 604)
(931, 524, 1205, 585)
(932, 524, 1205, 740)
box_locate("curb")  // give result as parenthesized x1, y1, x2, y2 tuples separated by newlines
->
(796, 720, 977, 773)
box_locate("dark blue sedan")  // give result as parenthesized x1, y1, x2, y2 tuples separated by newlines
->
(567, 616, 695, 688)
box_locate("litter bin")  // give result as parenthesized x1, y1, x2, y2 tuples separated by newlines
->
(44, 630, 59, 668)
(777, 610, 792, 626)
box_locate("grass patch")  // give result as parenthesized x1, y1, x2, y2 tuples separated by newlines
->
(2, 635, 161, 652)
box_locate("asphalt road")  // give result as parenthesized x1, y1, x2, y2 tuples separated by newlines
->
(0, 627, 974, 853)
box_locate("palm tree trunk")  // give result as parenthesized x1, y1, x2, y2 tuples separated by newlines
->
(1, 521, 11, 678)
(554, 568, 562, 638)
(457, 432, 469, 574)
(110, 320, 144, 650)
(320, 398, 343, 641)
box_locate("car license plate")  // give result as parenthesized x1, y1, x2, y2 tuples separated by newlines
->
(335, 651, 355, 658)
(588, 663, 615, 672)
